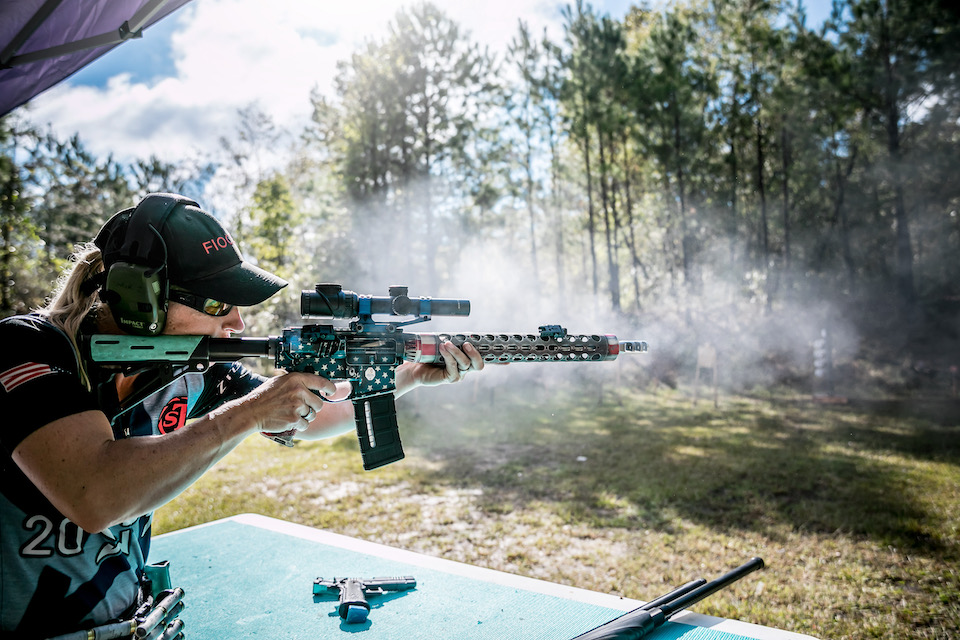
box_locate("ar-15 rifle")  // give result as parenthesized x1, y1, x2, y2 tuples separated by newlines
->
(87, 284, 648, 471)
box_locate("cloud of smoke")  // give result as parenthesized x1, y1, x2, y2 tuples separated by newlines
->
(267, 176, 873, 403)
(423, 227, 865, 397)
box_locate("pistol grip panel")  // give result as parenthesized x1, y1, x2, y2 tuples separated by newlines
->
(352, 393, 404, 470)
(338, 579, 371, 623)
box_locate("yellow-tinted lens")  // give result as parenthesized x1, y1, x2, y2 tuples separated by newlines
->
(202, 298, 233, 316)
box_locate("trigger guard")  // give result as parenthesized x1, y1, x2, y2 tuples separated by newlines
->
(310, 384, 355, 404)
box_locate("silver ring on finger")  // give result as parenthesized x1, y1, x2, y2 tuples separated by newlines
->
(301, 407, 316, 422)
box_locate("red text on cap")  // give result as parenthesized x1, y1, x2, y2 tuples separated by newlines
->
(202, 236, 234, 254)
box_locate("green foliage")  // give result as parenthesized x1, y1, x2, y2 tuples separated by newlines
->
(308, 1, 500, 290)
(27, 132, 135, 252)
(0, 116, 67, 315)
(246, 175, 302, 278)
(130, 154, 215, 200)
(0, 119, 39, 315)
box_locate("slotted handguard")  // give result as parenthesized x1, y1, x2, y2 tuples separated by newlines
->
(405, 332, 647, 364)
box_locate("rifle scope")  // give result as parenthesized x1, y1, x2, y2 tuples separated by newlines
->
(301, 284, 471, 319)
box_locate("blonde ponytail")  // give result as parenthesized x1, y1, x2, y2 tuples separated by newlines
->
(37, 244, 105, 389)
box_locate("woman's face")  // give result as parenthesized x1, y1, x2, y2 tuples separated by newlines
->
(162, 300, 245, 338)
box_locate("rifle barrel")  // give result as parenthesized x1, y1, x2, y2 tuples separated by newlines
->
(569, 558, 764, 640)
(639, 579, 707, 611)
(658, 557, 764, 617)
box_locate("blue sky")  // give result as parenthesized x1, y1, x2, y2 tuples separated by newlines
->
(21, 0, 836, 172)
(70, 14, 183, 89)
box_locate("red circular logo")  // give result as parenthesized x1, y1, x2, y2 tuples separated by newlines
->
(158, 396, 189, 434)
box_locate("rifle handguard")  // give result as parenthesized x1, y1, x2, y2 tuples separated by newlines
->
(407, 332, 647, 364)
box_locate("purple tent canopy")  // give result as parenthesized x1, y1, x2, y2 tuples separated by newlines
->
(0, 0, 193, 117)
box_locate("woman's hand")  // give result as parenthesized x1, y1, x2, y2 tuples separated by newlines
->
(223, 370, 338, 435)
(402, 340, 485, 389)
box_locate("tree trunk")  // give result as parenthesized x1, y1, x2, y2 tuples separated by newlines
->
(621, 133, 643, 313)
(548, 121, 565, 299)
(833, 136, 858, 293)
(671, 91, 692, 290)
(881, 14, 915, 307)
(598, 131, 620, 312)
(422, 96, 437, 291)
(524, 122, 540, 289)
(755, 115, 769, 272)
(581, 114, 599, 297)
(780, 117, 792, 296)
(728, 74, 741, 269)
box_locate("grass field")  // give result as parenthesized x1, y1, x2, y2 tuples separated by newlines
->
(154, 365, 960, 640)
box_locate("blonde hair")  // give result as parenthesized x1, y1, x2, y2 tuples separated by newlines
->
(36, 243, 105, 389)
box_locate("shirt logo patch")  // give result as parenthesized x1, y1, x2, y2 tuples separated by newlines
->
(158, 396, 189, 434)
(0, 362, 57, 392)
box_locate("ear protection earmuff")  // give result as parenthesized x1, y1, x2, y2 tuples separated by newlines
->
(100, 193, 199, 336)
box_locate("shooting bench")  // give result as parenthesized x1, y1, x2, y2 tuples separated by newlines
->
(151, 514, 816, 639)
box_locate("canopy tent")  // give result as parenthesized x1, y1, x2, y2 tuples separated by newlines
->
(0, 0, 193, 117)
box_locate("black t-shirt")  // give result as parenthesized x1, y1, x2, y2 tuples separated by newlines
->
(0, 314, 265, 637)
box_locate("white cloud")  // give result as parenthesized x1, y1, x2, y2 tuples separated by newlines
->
(21, 0, 580, 168)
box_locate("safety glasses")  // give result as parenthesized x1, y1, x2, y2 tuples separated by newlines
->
(168, 289, 235, 317)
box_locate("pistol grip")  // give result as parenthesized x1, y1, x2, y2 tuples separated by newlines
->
(338, 579, 371, 623)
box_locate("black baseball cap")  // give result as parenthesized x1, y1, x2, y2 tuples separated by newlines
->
(95, 193, 288, 306)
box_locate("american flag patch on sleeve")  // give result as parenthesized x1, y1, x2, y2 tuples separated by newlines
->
(0, 362, 58, 392)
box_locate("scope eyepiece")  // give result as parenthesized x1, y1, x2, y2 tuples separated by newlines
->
(300, 284, 470, 319)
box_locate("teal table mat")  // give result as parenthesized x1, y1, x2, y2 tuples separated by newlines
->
(150, 517, 765, 640)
